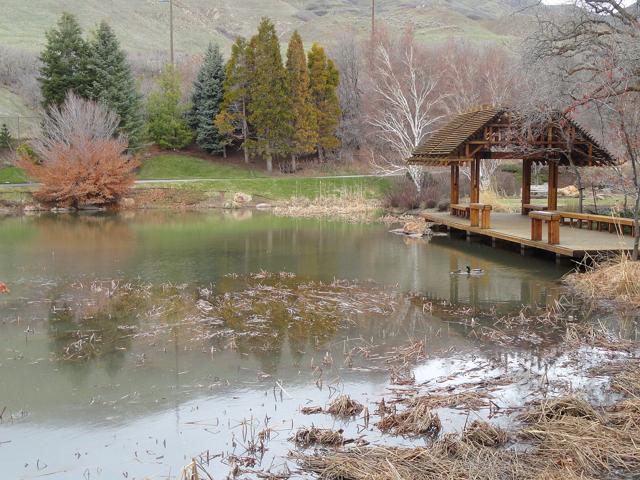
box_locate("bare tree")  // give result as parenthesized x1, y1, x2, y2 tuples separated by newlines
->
(526, 0, 640, 257)
(367, 28, 446, 190)
(330, 29, 364, 154)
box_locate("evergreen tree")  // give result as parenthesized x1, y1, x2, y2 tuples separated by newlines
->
(286, 31, 317, 172)
(86, 21, 144, 149)
(146, 65, 192, 149)
(215, 37, 253, 163)
(308, 43, 341, 161)
(38, 12, 90, 109)
(247, 18, 292, 172)
(0, 124, 11, 148)
(189, 43, 226, 154)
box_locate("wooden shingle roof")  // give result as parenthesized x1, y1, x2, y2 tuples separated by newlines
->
(409, 105, 617, 167)
(412, 105, 502, 161)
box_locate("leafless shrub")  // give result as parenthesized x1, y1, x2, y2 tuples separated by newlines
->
(18, 93, 138, 207)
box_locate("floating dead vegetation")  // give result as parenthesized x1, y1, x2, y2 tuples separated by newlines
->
(519, 396, 603, 424)
(327, 395, 364, 418)
(377, 400, 441, 437)
(45, 272, 398, 360)
(401, 389, 492, 411)
(462, 420, 508, 447)
(295, 438, 527, 480)
(293, 427, 345, 447)
(300, 406, 323, 415)
(590, 359, 640, 397)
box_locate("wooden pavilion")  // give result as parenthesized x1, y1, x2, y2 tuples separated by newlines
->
(409, 105, 631, 259)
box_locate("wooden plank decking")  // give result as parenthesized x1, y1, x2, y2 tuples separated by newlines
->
(423, 211, 633, 258)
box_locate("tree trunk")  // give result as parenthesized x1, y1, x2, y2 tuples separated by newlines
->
(591, 185, 598, 214)
(242, 100, 249, 164)
(223, 145, 227, 159)
(317, 145, 324, 163)
(243, 144, 249, 164)
(266, 148, 273, 172)
(290, 154, 297, 173)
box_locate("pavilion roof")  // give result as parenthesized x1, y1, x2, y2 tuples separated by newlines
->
(409, 105, 617, 167)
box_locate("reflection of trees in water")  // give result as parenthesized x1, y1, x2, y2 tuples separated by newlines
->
(31, 214, 136, 275)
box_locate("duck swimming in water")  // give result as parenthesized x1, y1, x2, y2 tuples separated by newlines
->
(449, 266, 485, 276)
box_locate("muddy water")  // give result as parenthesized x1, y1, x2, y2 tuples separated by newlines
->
(0, 211, 567, 479)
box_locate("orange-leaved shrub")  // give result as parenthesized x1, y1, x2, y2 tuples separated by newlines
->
(18, 93, 139, 208)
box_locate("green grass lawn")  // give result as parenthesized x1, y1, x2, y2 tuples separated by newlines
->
(0, 166, 28, 183)
(135, 176, 392, 201)
(137, 154, 262, 180)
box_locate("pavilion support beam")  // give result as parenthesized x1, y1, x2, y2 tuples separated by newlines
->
(470, 158, 480, 204)
(450, 163, 460, 205)
(548, 161, 558, 211)
(522, 159, 531, 215)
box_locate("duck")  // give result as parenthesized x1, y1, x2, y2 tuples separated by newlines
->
(0, 282, 9, 294)
(466, 266, 484, 275)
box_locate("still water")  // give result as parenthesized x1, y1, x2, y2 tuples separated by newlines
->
(0, 211, 566, 479)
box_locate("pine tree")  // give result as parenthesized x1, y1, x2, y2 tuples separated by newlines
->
(247, 18, 292, 172)
(189, 43, 226, 154)
(38, 12, 90, 110)
(0, 124, 11, 148)
(308, 43, 341, 161)
(286, 31, 317, 172)
(146, 65, 193, 149)
(86, 21, 144, 149)
(215, 37, 253, 163)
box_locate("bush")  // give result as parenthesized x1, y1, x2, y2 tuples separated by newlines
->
(383, 175, 447, 210)
(18, 93, 138, 207)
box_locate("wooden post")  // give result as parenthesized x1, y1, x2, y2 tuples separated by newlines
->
(450, 163, 459, 205)
(522, 159, 531, 215)
(470, 158, 480, 203)
(548, 161, 558, 211)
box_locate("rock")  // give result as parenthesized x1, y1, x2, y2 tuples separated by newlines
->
(50, 207, 74, 213)
(558, 185, 579, 197)
(223, 201, 235, 209)
(402, 220, 428, 235)
(23, 204, 46, 212)
(233, 192, 252, 204)
(121, 197, 135, 208)
(255, 203, 272, 209)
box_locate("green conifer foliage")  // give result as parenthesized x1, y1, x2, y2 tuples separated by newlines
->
(215, 38, 253, 163)
(286, 31, 317, 172)
(0, 124, 12, 148)
(189, 43, 226, 154)
(308, 43, 341, 161)
(87, 21, 144, 149)
(38, 12, 90, 110)
(145, 65, 193, 150)
(247, 18, 292, 172)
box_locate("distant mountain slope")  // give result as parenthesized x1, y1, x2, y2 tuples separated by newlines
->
(0, 0, 533, 55)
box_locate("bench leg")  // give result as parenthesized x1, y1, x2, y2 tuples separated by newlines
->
(548, 220, 560, 245)
(531, 219, 542, 241)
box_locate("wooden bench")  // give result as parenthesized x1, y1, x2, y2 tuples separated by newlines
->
(469, 203, 492, 229)
(450, 203, 470, 219)
(558, 212, 635, 236)
(529, 211, 561, 245)
(522, 204, 548, 215)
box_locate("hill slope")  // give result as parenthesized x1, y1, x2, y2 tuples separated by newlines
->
(0, 0, 532, 55)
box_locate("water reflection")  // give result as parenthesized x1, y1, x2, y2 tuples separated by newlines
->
(0, 211, 571, 479)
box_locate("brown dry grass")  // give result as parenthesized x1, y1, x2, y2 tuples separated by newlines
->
(327, 395, 364, 417)
(293, 427, 344, 447)
(377, 401, 442, 437)
(273, 191, 381, 222)
(564, 254, 640, 307)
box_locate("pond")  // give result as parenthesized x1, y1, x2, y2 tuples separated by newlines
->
(0, 211, 568, 479)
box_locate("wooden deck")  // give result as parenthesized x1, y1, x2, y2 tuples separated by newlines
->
(423, 211, 633, 258)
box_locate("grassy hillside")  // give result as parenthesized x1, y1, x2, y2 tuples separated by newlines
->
(0, 88, 40, 139)
(0, 0, 529, 56)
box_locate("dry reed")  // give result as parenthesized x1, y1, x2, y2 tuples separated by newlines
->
(377, 401, 441, 437)
(326, 395, 364, 417)
(293, 427, 344, 447)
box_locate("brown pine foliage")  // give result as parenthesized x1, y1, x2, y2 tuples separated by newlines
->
(19, 137, 138, 208)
